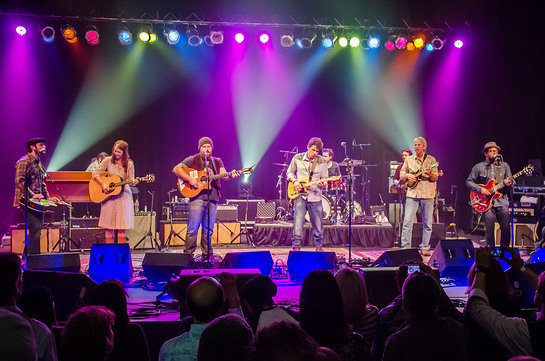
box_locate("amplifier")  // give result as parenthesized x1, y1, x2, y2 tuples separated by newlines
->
(256, 202, 276, 223)
(71, 217, 100, 228)
(217, 204, 238, 222)
(163, 202, 189, 221)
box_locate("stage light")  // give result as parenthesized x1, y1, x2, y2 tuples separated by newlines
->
(85, 26, 99, 45)
(61, 25, 77, 43)
(368, 36, 380, 49)
(322, 37, 333, 48)
(349, 37, 360, 48)
(395, 36, 407, 49)
(431, 36, 445, 50)
(203, 35, 214, 47)
(16, 26, 26, 36)
(165, 29, 180, 44)
(210, 31, 224, 44)
(41, 26, 55, 42)
(406, 42, 415, 51)
(425, 43, 434, 51)
(295, 38, 303, 48)
(413, 36, 424, 49)
(280, 34, 294, 48)
(139, 31, 150, 42)
(149, 33, 157, 43)
(118, 27, 132, 45)
(385, 35, 396, 50)
(259, 32, 270, 44)
(454, 39, 464, 48)
(187, 26, 202, 46)
(322, 29, 335, 49)
(235, 32, 245, 43)
(338, 37, 348, 48)
(300, 34, 316, 49)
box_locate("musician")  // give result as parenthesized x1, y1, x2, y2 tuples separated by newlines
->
(86, 152, 108, 172)
(399, 137, 439, 256)
(287, 137, 328, 251)
(466, 141, 513, 247)
(13, 138, 58, 255)
(92, 140, 138, 244)
(392, 148, 413, 193)
(323, 148, 341, 178)
(172, 137, 240, 258)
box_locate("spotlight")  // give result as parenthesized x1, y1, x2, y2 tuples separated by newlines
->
(203, 35, 214, 47)
(149, 33, 158, 43)
(280, 34, 294, 48)
(395, 36, 407, 49)
(235, 32, 245, 43)
(300, 34, 316, 49)
(85, 25, 99, 45)
(338, 37, 348, 48)
(187, 26, 202, 46)
(295, 38, 303, 48)
(41, 26, 55, 42)
(138, 25, 153, 43)
(431, 36, 445, 50)
(322, 37, 334, 48)
(406, 42, 415, 51)
(454, 39, 464, 48)
(61, 25, 77, 43)
(385, 35, 396, 51)
(368, 36, 380, 49)
(210, 31, 224, 44)
(259, 32, 270, 44)
(321, 29, 336, 49)
(425, 43, 434, 51)
(118, 27, 132, 45)
(413, 36, 424, 49)
(166, 30, 180, 45)
(16, 26, 26, 36)
(349, 37, 360, 48)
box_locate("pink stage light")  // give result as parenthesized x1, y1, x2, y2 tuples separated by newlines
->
(235, 32, 245, 43)
(385, 41, 395, 51)
(259, 33, 270, 44)
(454, 40, 464, 48)
(16, 26, 26, 36)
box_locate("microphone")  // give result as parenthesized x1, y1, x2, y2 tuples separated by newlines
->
(494, 154, 502, 163)
(352, 139, 356, 149)
(341, 142, 346, 147)
(38, 148, 46, 155)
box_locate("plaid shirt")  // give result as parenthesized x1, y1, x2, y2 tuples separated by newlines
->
(400, 153, 438, 199)
(13, 153, 49, 207)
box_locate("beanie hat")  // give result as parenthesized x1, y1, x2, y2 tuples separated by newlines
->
(198, 137, 213, 150)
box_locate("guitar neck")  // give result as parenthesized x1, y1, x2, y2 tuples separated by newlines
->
(490, 170, 523, 193)
(209, 171, 234, 181)
(112, 176, 143, 188)
(302, 176, 339, 188)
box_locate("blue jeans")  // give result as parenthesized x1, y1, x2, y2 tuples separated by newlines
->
(292, 197, 323, 249)
(484, 205, 511, 247)
(185, 199, 217, 254)
(401, 197, 434, 249)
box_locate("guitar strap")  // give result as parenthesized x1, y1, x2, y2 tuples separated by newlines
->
(308, 157, 318, 181)
(495, 164, 501, 184)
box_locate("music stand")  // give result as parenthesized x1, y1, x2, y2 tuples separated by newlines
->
(229, 189, 255, 247)
(164, 189, 185, 249)
(132, 191, 161, 251)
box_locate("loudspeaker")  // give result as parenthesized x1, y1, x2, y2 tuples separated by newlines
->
(226, 199, 264, 223)
(22, 270, 97, 322)
(494, 223, 535, 248)
(70, 227, 105, 250)
(10, 227, 59, 254)
(505, 262, 545, 308)
(222, 251, 274, 276)
(26, 253, 81, 272)
(360, 267, 400, 310)
(88, 244, 133, 284)
(371, 249, 422, 267)
(411, 223, 446, 248)
(162, 222, 241, 246)
(427, 239, 475, 281)
(142, 252, 192, 281)
(286, 251, 336, 281)
(256, 202, 276, 223)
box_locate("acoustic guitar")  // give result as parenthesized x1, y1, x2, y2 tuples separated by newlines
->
(178, 166, 254, 198)
(405, 162, 439, 189)
(89, 174, 155, 203)
(287, 176, 341, 200)
(469, 165, 533, 212)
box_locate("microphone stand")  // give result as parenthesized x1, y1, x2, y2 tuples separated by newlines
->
(164, 188, 185, 249)
(203, 153, 213, 267)
(353, 140, 371, 216)
(342, 143, 353, 265)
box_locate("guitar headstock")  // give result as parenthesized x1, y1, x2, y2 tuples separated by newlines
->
(241, 165, 255, 175)
(141, 174, 156, 183)
(522, 165, 534, 175)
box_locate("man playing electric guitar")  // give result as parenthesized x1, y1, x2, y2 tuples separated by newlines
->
(286, 137, 328, 251)
(466, 141, 513, 247)
(399, 137, 439, 256)
(172, 137, 240, 257)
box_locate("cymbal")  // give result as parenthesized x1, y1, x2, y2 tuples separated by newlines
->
(273, 163, 289, 167)
(280, 150, 297, 154)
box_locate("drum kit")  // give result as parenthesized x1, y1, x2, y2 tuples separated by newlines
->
(275, 150, 363, 224)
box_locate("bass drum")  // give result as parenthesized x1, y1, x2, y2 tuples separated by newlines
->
(341, 200, 363, 223)
(305, 196, 331, 223)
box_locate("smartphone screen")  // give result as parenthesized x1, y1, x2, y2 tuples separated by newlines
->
(407, 265, 420, 274)
(491, 247, 504, 258)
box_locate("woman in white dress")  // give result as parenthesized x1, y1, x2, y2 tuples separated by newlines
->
(92, 140, 138, 243)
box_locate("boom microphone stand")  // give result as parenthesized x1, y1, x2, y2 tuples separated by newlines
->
(341, 142, 353, 265)
(164, 189, 185, 249)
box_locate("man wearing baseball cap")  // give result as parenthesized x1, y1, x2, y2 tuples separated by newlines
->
(13, 138, 58, 255)
(173, 137, 240, 259)
(466, 141, 513, 246)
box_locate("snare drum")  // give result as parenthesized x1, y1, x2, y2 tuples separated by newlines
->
(305, 196, 331, 223)
(327, 179, 345, 193)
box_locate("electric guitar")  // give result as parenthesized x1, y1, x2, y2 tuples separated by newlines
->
(469, 165, 533, 212)
(406, 162, 439, 189)
(89, 174, 155, 203)
(178, 166, 254, 198)
(288, 176, 341, 200)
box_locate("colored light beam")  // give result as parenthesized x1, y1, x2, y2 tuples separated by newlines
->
(232, 46, 330, 170)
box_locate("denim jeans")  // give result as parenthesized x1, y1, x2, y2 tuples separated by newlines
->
(185, 199, 217, 254)
(292, 197, 323, 249)
(401, 197, 434, 249)
(484, 205, 511, 246)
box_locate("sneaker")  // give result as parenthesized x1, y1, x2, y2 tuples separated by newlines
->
(420, 249, 431, 256)
(292, 246, 301, 251)
(315, 246, 324, 252)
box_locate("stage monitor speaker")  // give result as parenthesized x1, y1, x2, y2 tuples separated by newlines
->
(287, 251, 336, 281)
(22, 270, 97, 322)
(360, 267, 400, 310)
(26, 253, 81, 272)
(88, 244, 133, 284)
(505, 262, 545, 308)
(371, 249, 422, 267)
(427, 239, 475, 282)
(222, 251, 274, 276)
(142, 252, 192, 281)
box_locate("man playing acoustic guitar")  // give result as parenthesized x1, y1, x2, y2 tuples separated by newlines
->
(466, 141, 513, 247)
(173, 137, 240, 258)
(287, 137, 328, 251)
(399, 137, 439, 256)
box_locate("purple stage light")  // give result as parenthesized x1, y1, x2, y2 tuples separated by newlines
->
(235, 32, 245, 43)
(454, 40, 464, 48)
(259, 33, 270, 44)
(16, 26, 26, 36)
